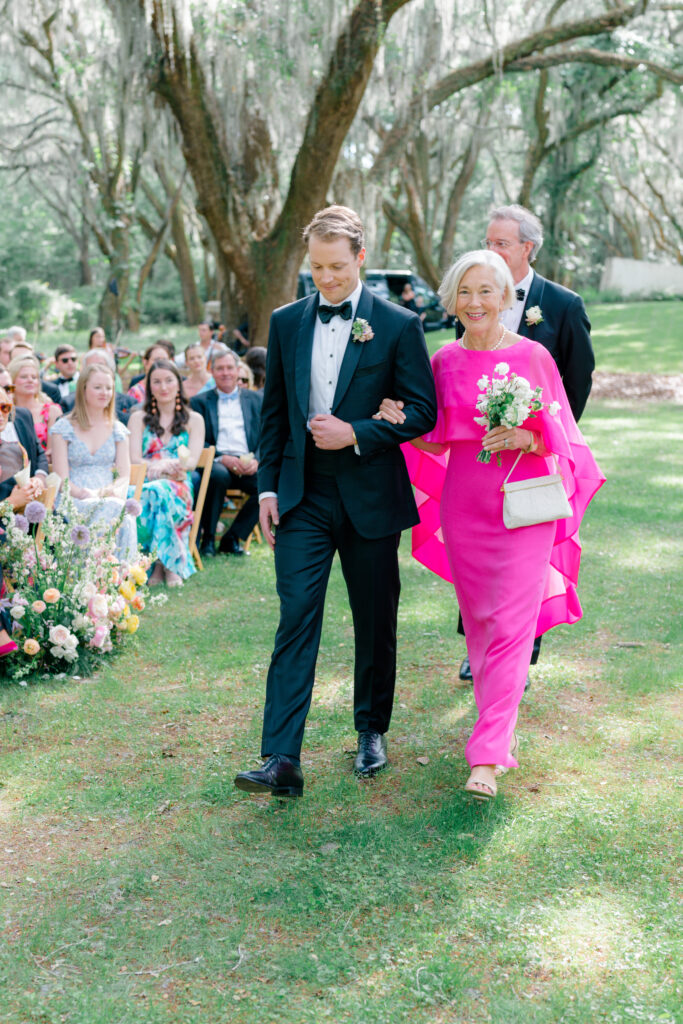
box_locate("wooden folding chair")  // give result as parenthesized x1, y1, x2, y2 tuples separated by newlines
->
(129, 463, 147, 502)
(188, 446, 216, 570)
(34, 484, 59, 551)
(221, 489, 263, 553)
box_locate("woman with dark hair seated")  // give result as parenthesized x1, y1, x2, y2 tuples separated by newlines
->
(128, 359, 205, 586)
(127, 342, 175, 405)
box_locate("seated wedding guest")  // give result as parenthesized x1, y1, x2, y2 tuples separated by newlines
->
(243, 346, 266, 392)
(376, 250, 604, 802)
(176, 321, 220, 370)
(49, 345, 80, 404)
(190, 349, 261, 558)
(128, 359, 205, 586)
(8, 356, 62, 457)
(128, 339, 175, 391)
(0, 336, 14, 367)
(0, 383, 46, 504)
(127, 343, 174, 404)
(61, 350, 137, 424)
(50, 363, 137, 561)
(237, 361, 253, 390)
(181, 342, 215, 399)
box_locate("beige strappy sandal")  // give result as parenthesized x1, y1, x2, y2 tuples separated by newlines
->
(464, 766, 497, 802)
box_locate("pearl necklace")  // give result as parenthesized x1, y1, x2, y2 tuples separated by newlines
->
(460, 324, 508, 351)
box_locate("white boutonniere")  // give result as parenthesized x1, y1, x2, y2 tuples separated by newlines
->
(351, 317, 374, 343)
(525, 306, 544, 326)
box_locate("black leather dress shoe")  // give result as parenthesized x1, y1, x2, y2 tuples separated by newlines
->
(234, 754, 304, 797)
(219, 532, 245, 556)
(458, 655, 473, 682)
(354, 731, 388, 777)
(199, 540, 216, 558)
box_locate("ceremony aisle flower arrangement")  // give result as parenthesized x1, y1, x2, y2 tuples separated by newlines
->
(474, 361, 560, 464)
(0, 489, 151, 684)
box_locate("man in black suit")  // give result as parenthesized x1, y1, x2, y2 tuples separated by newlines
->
(190, 350, 262, 557)
(458, 203, 595, 683)
(234, 205, 437, 798)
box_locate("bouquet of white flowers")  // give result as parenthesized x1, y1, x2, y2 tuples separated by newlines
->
(474, 361, 560, 464)
(0, 486, 152, 684)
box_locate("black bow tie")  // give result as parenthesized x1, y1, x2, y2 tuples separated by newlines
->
(56, 377, 70, 385)
(318, 301, 353, 324)
(516, 288, 525, 301)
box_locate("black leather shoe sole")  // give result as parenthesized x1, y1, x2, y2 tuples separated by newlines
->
(234, 775, 303, 797)
(354, 759, 388, 779)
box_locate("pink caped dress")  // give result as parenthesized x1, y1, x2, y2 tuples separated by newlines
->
(403, 338, 605, 770)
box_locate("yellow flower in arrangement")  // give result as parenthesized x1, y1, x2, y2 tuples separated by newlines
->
(126, 615, 140, 634)
(130, 564, 147, 586)
(23, 639, 40, 656)
(43, 588, 61, 604)
(122, 604, 131, 618)
(119, 580, 136, 602)
(31, 600, 46, 614)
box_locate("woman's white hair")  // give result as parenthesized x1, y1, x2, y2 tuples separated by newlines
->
(438, 249, 515, 315)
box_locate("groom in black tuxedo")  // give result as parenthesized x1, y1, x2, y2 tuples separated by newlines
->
(234, 205, 437, 797)
(457, 202, 595, 683)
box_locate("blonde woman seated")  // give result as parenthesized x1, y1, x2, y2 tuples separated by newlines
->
(181, 342, 215, 399)
(128, 359, 205, 586)
(8, 356, 62, 457)
(49, 363, 137, 562)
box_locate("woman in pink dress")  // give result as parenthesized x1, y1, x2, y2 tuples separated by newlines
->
(377, 251, 604, 801)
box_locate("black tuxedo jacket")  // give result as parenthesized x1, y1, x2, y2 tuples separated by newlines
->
(521, 273, 593, 421)
(190, 388, 262, 457)
(0, 407, 49, 501)
(456, 271, 594, 421)
(258, 284, 437, 539)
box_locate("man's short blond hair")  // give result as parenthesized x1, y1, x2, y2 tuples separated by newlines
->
(303, 205, 365, 256)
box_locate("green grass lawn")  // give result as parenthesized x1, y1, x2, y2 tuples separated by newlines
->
(426, 299, 683, 374)
(1, 322, 681, 1021)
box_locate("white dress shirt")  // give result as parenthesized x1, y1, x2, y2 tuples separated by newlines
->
(500, 268, 534, 333)
(216, 388, 249, 456)
(308, 280, 362, 422)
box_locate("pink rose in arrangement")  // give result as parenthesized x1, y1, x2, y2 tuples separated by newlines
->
(89, 624, 110, 649)
(23, 639, 40, 656)
(43, 588, 61, 604)
(88, 594, 109, 620)
(31, 600, 47, 614)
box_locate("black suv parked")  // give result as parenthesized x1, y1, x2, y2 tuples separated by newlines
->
(297, 269, 449, 331)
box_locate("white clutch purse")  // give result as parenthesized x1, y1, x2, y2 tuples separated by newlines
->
(501, 451, 572, 530)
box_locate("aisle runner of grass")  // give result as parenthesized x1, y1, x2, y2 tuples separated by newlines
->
(0, 400, 680, 1023)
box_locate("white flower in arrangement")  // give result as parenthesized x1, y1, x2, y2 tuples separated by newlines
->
(49, 624, 72, 647)
(494, 362, 509, 376)
(71, 613, 90, 632)
(473, 367, 554, 464)
(548, 401, 561, 416)
(477, 375, 490, 390)
(177, 443, 192, 468)
(10, 605, 26, 620)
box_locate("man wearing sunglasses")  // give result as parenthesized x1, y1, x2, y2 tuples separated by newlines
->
(50, 345, 80, 404)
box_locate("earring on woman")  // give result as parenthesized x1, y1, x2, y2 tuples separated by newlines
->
(175, 394, 182, 412)
(150, 396, 158, 415)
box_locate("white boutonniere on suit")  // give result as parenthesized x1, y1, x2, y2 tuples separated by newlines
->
(525, 306, 544, 326)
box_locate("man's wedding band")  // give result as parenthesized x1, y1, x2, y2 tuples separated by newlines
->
(504, 439, 509, 447)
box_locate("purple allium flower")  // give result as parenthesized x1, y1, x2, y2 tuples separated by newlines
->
(125, 498, 142, 517)
(14, 514, 29, 534)
(24, 501, 46, 525)
(71, 524, 91, 548)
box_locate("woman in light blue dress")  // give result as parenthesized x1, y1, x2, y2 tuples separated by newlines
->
(50, 363, 138, 562)
(128, 359, 205, 586)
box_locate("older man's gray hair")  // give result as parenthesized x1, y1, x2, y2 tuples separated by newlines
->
(208, 343, 235, 371)
(83, 347, 116, 372)
(489, 204, 544, 262)
(6, 325, 27, 344)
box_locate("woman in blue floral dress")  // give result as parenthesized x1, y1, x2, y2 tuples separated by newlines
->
(128, 360, 205, 586)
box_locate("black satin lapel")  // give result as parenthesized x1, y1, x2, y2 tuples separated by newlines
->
(332, 287, 373, 412)
(295, 296, 318, 420)
(209, 390, 220, 444)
